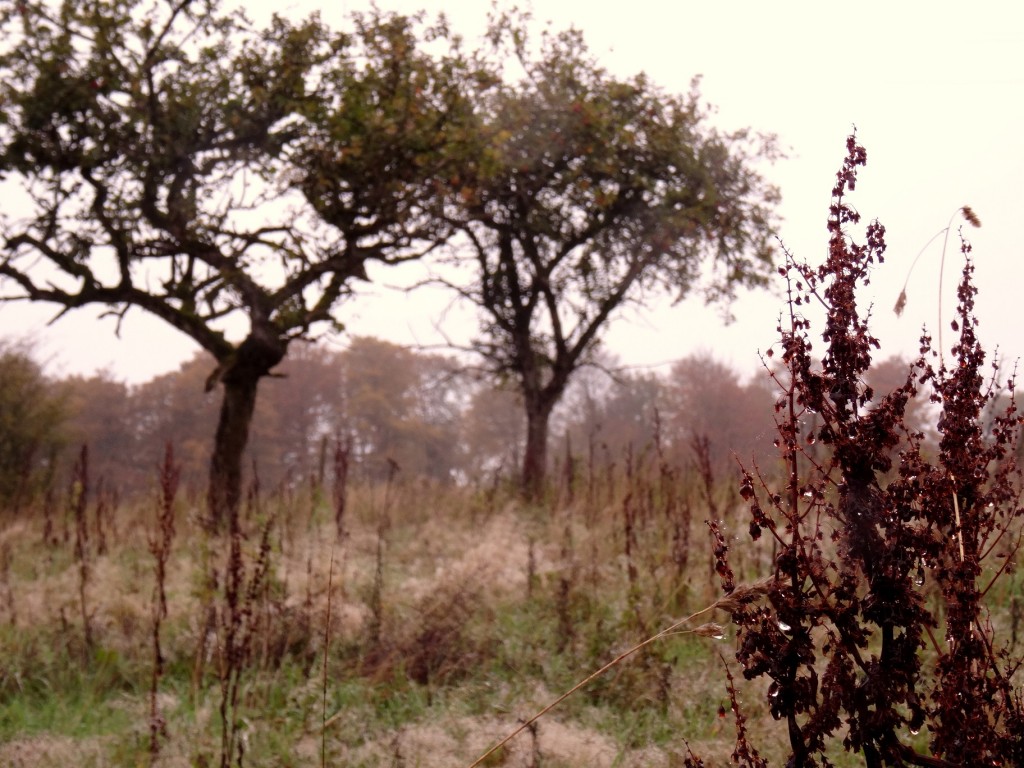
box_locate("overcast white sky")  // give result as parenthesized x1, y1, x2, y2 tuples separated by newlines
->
(3, 1, 1022, 384)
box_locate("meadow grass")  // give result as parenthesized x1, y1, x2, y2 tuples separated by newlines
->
(1, 441, 1020, 767)
(0, 455, 807, 768)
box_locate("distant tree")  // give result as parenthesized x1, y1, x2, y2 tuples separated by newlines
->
(69, 339, 465, 493)
(402, 350, 467, 480)
(0, 0, 473, 527)
(560, 365, 665, 460)
(0, 343, 65, 512)
(256, 343, 345, 483)
(435, 15, 780, 497)
(63, 372, 139, 492)
(132, 355, 220, 488)
(121, 347, 339, 493)
(459, 384, 526, 480)
(666, 352, 776, 473)
(340, 337, 463, 482)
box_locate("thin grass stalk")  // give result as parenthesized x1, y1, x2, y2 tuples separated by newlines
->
(333, 435, 350, 541)
(320, 546, 335, 768)
(0, 540, 14, 627)
(368, 459, 400, 651)
(149, 443, 180, 764)
(894, 205, 981, 366)
(70, 444, 92, 656)
(465, 579, 772, 768)
(94, 477, 109, 556)
(41, 480, 55, 547)
(554, 521, 574, 653)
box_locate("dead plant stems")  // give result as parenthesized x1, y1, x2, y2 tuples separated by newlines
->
(321, 545, 336, 768)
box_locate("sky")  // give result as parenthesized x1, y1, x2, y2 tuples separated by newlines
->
(2, 1, 1023, 385)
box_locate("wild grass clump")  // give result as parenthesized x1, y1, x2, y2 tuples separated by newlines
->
(148, 443, 179, 761)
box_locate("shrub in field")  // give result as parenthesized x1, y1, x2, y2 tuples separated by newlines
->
(0, 343, 65, 513)
(714, 134, 1024, 767)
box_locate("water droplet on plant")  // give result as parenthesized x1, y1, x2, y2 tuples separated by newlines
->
(711, 630, 726, 641)
(778, 620, 791, 632)
(914, 569, 925, 587)
(910, 726, 920, 736)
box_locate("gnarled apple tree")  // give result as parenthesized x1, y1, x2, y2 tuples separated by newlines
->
(437, 18, 780, 497)
(0, 0, 470, 527)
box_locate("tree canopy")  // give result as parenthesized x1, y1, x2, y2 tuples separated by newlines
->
(433, 16, 781, 496)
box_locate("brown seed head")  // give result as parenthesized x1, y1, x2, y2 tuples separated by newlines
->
(713, 576, 775, 614)
(894, 288, 907, 317)
(693, 622, 727, 639)
(961, 205, 981, 228)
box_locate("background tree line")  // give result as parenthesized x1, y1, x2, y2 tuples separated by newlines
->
(0, 337, 825, 507)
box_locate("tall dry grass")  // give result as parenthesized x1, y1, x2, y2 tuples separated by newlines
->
(0, 430, 786, 767)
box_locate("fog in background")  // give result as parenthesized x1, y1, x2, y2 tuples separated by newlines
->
(2, 0, 1021, 384)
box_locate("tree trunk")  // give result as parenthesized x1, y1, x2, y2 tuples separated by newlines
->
(522, 398, 554, 501)
(206, 373, 260, 531)
(205, 332, 286, 531)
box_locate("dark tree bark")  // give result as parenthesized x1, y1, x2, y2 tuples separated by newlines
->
(518, 351, 570, 500)
(206, 376, 258, 532)
(522, 397, 555, 501)
(204, 331, 287, 531)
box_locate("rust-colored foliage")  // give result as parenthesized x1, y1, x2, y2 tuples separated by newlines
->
(719, 134, 1024, 767)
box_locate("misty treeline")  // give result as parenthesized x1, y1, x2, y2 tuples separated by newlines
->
(0, 336, 828, 508)
(1, 333, 956, 511)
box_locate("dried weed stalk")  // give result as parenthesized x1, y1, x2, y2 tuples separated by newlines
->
(712, 134, 1024, 767)
(333, 435, 351, 541)
(217, 472, 276, 768)
(149, 443, 180, 762)
(70, 444, 93, 655)
(0, 539, 14, 626)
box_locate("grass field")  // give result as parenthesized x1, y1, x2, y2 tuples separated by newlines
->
(2, 441, 1021, 767)
(0, 453, 811, 768)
